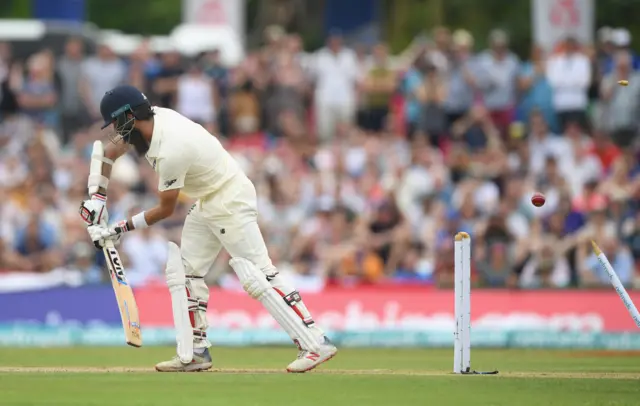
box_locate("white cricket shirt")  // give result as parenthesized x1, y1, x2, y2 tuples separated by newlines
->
(144, 107, 242, 199)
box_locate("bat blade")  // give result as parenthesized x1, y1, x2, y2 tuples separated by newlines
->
(103, 240, 142, 347)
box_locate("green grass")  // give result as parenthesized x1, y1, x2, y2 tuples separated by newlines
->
(0, 347, 639, 405)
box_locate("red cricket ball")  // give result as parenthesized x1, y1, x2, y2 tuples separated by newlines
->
(531, 192, 546, 207)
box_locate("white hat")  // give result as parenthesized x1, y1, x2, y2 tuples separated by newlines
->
(612, 28, 631, 47)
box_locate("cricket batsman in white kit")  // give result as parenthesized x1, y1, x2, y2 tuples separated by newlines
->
(79, 85, 337, 372)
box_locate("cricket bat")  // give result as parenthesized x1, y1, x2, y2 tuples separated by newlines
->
(88, 141, 142, 347)
(103, 240, 142, 347)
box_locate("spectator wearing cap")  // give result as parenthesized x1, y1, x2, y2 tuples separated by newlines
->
(602, 28, 640, 74)
(546, 36, 591, 131)
(596, 27, 616, 72)
(599, 50, 640, 148)
(476, 29, 520, 137)
(517, 45, 557, 133)
(311, 30, 359, 143)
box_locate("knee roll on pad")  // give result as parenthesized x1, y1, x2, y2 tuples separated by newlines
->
(230, 257, 271, 299)
(229, 257, 320, 352)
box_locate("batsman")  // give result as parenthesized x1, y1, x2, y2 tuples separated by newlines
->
(79, 85, 337, 372)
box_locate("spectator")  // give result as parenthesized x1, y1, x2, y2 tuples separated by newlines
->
(394, 242, 433, 283)
(312, 30, 359, 142)
(152, 50, 184, 108)
(60, 242, 102, 284)
(266, 50, 308, 134)
(476, 29, 520, 136)
(121, 227, 168, 287)
(0, 236, 32, 272)
(57, 37, 87, 143)
(443, 29, 477, 131)
(358, 43, 396, 135)
(176, 62, 217, 132)
(596, 27, 616, 75)
(599, 50, 640, 148)
(415, 61, 448, 146)
(621, 211, 640, 270)
(475, 207, 519, 288)
(451, 104, 500, 152)
(16, 53, 59, 130)
(0, 27, 638, 292)
(402, 52, 428, 139)
(546, 36, 591, 131)
(430, 26, 451, 73)
(14, 212, 60, 273)
(518, 45, 557, 132)
(519, 220, 571, 288)
(228, 68, 261, 135)
(580, 237, 634, 287)
(81, 43, 127, 119)
(202, 49, 230, 134)
(602, 28, 640, 74)
(361, 198, 409, 274)
(527, 111, 565, 176)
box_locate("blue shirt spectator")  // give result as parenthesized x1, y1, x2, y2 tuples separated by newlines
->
(517, 47, 558, 132)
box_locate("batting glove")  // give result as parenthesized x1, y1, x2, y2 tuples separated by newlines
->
(79, 193, 109, 226)
(87, 220, 130, 249)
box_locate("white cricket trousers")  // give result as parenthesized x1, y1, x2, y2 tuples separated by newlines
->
(179, 174, 323, 348)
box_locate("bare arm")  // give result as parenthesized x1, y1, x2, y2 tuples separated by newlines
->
(133, 188, 180, 228)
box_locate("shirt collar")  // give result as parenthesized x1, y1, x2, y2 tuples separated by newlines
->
(145, 107, 161, 159)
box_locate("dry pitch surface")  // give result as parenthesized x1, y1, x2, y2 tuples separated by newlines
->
(0, 347, 639, 406)
(1, 366, 639, 380)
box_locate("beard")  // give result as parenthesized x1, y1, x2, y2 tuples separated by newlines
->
(129, 128, 150, 156)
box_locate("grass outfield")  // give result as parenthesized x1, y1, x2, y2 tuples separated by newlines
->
(0, 347, 639, 405)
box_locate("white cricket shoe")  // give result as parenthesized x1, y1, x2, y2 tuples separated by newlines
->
(286, 336, 337, 373)
(155, 348, 213, 372)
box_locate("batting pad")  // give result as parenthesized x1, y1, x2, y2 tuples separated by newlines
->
(230, 257, 320, 353)
(166, 242, 193, 364)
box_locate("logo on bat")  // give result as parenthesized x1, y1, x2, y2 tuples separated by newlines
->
(108, 249, 128, 285)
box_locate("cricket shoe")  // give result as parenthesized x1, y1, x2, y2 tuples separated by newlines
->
(155, 348, 213, 372)
(287, 336, 337, 373)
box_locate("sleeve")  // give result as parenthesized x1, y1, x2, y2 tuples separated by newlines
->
(156, 156, 188, 192)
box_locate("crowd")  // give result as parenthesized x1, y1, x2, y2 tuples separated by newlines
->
(0, 24, 639, 292)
